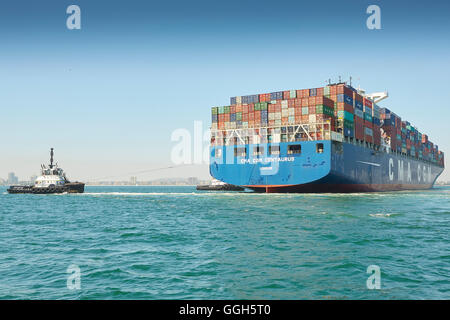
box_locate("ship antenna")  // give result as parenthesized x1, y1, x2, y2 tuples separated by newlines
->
(50, 148, 54, 169)
(349, 76, 352, 86)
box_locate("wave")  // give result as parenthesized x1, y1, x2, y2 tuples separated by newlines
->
(369, 213, 393, 217)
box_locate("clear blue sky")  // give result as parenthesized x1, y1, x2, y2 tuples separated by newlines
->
(1, 0, 449, 181)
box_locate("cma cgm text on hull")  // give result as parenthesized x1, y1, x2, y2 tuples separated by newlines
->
(208, 83, 444, 193)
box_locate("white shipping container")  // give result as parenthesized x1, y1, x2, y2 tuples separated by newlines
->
(281, 100, 288, 108)
(272, 134, 281, 143)
(309, 114, 316, 122)
(236, 96, 242, 104)
(268, 112, 275, 120)
(275, 112, 282, 120)
(288, 108, 295, 116)
(290, 90, 297, 99)
(281, 109, 289, 117)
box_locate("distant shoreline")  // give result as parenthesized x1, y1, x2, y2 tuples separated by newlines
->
(84, 184, 198, 187)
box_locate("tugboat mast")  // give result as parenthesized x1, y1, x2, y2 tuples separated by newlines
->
(50, 148, 54, 169)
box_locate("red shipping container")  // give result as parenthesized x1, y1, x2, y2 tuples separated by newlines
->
(268, 104, 275, 113)
(363, 98, 373, 108)
(315, 96, 333, 107)
(364, 120, 373, 129)
(373, 125, 381, 145)
(296, 90, 302, 98)
(235, 105, 242, 113)
(230, 106, 235, 113)
(242, 105, 249, 113)
(282, 117, 288, 125)
(295, 115, 302, 123)
(259, 94, 267, 102)
(302, 89, 310, 97)
(275, 104, 281, 112)
(317, 87, 324, 96)
(294, 98, 301, 107)
(336, 102, 353, 113)
(255, 111, 261, 121)
(365, 135, 373, 143)
(308, 106, 316, 114)
(336, 84, 353, 97)
(330, 86, 337, 95)
(268, 120, 275, 126)
(248, 112, 254, 121)
(288, 99, 295, 107)
(295, 107, 302, 115)
(301, 98, 309, 106)
(355, 118, 364, 140)
(353, 92, 363, 103)
(248, 104, 254, 112)
(301, 115, 309, 122)
(283, 91, 290, 100)
(308, 97, 316, 105)
(224, 113, 230, 122)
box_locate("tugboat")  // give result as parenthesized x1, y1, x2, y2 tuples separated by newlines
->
(196, 178, 245, 191)
(7, 148, 85, 194)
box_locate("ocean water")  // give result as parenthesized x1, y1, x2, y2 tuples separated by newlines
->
(0, 185, 449, 300)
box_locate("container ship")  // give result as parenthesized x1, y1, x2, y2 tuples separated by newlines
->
(209, 82, 445, 193)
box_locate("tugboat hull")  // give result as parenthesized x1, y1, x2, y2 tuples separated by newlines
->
(7, 183, 85, 194)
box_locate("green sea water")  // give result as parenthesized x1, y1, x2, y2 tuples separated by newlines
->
(0, 186, 449, 299)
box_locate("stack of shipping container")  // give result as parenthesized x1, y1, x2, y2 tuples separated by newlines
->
(211, 84, 444, 167)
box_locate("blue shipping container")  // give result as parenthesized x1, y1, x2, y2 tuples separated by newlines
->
(344, 128, 354, 137)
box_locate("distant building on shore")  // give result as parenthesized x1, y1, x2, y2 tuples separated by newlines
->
(7, 172, 19, 185)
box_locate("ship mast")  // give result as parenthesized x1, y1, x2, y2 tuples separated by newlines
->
(50, 148, 54, 169)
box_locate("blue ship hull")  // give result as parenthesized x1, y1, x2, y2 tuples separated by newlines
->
(210, 141, 444, 193)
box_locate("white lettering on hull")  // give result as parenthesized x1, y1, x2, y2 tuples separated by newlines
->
(389, 158, 394, 181)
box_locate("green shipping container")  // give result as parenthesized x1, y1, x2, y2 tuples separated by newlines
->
(260, 102, 268, 110)
(344, 119, 354, 129)
(224, 106, 230, 113)
(236, 112, 242, 121)
(254, 103, 260, 111)
(316, 105, 334, 117)
(218, 106, 225, 114)
(337, 110, 354, 122)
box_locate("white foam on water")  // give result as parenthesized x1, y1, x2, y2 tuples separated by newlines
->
(369, 213, 392, 217)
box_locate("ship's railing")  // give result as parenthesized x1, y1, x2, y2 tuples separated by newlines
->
(211, 122, 340, 146)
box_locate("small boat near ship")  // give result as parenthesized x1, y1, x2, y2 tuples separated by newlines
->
(7, 148, 85, 194)
(196, 179, 245, 191)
